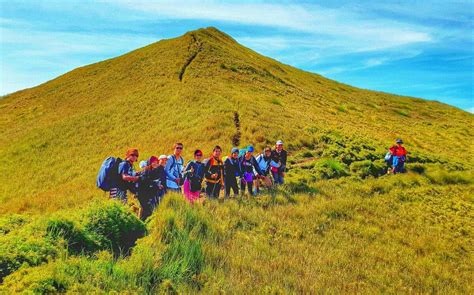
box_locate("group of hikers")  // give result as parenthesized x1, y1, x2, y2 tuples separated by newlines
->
(97, 141, 287, 220)
(97, 138, 406, 220)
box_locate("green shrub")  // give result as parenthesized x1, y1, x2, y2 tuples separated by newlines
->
(409, 163, 426, 174)
(314, 159, 349, 179)
(46, 218, 97, 254)
(301, 150, 313, 158)
(83, 202, 146, 256)
(0, 215, 30, 235)
(0, 225, 59, 281)
(350, 160, 385, 178)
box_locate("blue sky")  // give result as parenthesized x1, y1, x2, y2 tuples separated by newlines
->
(1, 0, 473, 112)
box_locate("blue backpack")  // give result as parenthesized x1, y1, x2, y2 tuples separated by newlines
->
(96, 157, 123, 191)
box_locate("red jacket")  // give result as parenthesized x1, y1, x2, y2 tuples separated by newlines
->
(389, 145, 407, 157)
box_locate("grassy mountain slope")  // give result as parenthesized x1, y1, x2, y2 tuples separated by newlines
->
(0, 27, 473, 292)
(0, 27, 472, 213)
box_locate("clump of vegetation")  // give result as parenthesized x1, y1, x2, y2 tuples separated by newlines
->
(83, 202, 146, 256)
(314, 159, 349, 179)
(350, 160, 385, 178)
(0, 201, 145, 283)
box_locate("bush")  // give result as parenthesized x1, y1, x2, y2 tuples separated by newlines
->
(83, 202, 146, 256)
(409, 163, 426, 174)
(46, 218, 98, 254)
(0, 215, 30, 235)
(350, 160, 385, 178)
(0, 225, 59, 281)
(313, 159, 349, 179)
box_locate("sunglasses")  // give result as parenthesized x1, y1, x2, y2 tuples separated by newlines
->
(131, 154, 138, 157)
(175, 147, 183, 150)
(196, 154, 203, 157)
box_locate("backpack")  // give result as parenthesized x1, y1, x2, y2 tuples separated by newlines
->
(256, 154, 270, 174)
(384, 152, 393, 164)
(96, 157, 123, 191)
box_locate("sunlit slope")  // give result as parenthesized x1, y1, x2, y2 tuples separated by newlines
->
(1, 27, 472, 213)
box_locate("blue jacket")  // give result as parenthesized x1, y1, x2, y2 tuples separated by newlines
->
(165, 155, 184, 189)
(255, 154, 271, 176)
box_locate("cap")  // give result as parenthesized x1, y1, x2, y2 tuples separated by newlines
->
(396, 139, 403, 144)
(276, 140, 283, 145)
(158, 155, 167, 160)
(194, 149, 203, 156)
(247, 145, 254, 153)
(139, 160, 148, 169)
(231, 147, 239, 154)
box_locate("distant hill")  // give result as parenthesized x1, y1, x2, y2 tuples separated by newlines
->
(0, 27, 472, 214)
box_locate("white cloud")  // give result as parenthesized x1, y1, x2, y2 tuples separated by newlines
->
(0, 26, 158, 95)
(110, 1, 433, 51)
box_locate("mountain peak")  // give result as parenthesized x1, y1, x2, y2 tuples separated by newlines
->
(183, 26, 238, 46)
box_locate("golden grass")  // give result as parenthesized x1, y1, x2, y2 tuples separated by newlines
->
(0, 27, 473, 293)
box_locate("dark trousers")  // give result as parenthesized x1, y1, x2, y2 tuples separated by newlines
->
(137, 193, 154, 221)
(224, 176, 239, 197)
(272, 171, 284, 185)
(241, 179, 253, 195)
(206, 182, 221, 198)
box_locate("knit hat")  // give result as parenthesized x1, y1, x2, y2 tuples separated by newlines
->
(149, 156, 159, 164)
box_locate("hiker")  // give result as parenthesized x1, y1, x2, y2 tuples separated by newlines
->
(254, 146, 273, 193)
(270, 140, 287, 185)
(203, 146, 225, 199)
(389, 139, 407, 174)
(110, 148, 140, 204)
(152, 155, 168, 206)
(239, 145, 263, 195)
(183, 150, 205, 204)
(136, 156, 162, 220)
(224, 147, 241, 198)
(165, 143, 185, 193)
